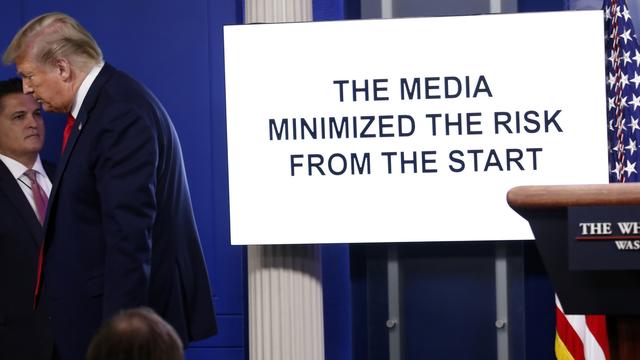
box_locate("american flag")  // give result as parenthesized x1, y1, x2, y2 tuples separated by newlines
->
(607, 0, 640, 183)
(553, 1, 639, 359)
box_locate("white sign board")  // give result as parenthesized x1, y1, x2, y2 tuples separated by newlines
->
(224, 10, 609, 245)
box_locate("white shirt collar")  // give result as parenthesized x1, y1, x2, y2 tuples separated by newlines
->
(71, 62, 105, 119)
(0, 153, 47, 179)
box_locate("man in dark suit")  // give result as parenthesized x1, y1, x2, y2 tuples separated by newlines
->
(3, 12, 217, 360)
(0, 77, 55, 359)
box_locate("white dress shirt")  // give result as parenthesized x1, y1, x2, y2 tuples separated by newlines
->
(71, 62, 104, 118)
(0, 154, 52, 216)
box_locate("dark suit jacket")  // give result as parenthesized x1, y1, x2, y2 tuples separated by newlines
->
(0, 160, 55, 359)
(41, 63, 217, 360)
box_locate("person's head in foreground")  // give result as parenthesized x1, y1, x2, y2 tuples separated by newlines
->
(86, 307, 184, 360)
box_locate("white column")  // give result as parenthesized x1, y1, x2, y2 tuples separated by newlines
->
(248, 245, 324, 360)
(244, 2, 324, 360)
(246, 0, 311, 23)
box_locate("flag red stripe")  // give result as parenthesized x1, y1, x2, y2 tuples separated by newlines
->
(556, 305, 586, 360)
(586, 315, 610, 360)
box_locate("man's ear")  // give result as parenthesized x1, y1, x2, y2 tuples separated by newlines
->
(55, 58, 72, 82)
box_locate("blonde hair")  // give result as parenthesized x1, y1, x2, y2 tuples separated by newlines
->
(3, 12, 103, 72)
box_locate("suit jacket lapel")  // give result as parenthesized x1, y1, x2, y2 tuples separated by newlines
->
(46, 63, 115, 230)
(43, 161, 55, 180)
(0, 161, 43, 246)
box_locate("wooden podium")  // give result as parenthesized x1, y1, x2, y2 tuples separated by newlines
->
(507, 183, 640, 360)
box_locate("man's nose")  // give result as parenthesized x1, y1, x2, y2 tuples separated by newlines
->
(22, 79, 34, 94)
(25, 114, 38, 128)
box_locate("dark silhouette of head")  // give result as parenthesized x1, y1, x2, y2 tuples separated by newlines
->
(86, 307, 183, 360)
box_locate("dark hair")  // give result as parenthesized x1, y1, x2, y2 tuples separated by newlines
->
(86, 307, 184, 360)
(0, 78, 23, 112)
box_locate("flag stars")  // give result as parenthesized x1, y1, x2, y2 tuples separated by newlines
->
(613, 5, 621, 19)
(631, 116, 640, 132)
(617, 117, 628, 131)
(633, 50, 640, 67)
(631, 72, 640, 88)
(622, 6, 632, 22)
(607, 0, 640, 182)
(626, 138, 637, 155)
(629, 93, 640, 109)
(620, 29, 633, 45)
(612, 162, 624, 181)
(619, 94, 630, 108)
(613, 141, 625, 155)
(609, 49, 620, 66)
(616, 119, 627, 131)
(619, 72, 630, 89)
(609, 72, 618, 88)
(625, 160, 637, 176)
(623, 50, 632, 66)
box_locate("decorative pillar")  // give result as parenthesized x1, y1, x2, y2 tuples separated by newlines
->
(248, 245, 324, 360)
(244, 2, 324, 360)
(246, 0, 311, 22)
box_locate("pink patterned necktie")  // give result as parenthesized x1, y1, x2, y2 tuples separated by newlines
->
(24, 169, 48, 225)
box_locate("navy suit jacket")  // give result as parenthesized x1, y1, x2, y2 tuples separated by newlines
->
(41, 63, 217, 360)
(0, 160, 54, 359)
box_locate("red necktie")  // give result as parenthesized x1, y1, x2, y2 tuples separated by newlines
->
(34, 240, 46, 308)
(25, 169, 49, 308)
(61, 113, 75, 153)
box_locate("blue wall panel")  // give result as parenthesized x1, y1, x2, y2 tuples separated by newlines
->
(185, 347, 244, 360)
(0, 2, 21, 80)
(190, 314, 245, 347)
(350, 244, 390, 360)
(207, 0, 245, 316)
(321, 244, 353, 360)
(522, 242, 555, 360)
(401, 243, 497, 358)
(519, 0, 565, 11)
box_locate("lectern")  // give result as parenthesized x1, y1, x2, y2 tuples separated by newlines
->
(507, 183, 640, 360)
